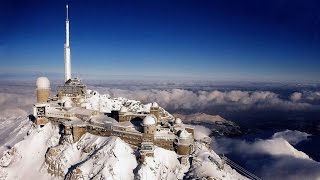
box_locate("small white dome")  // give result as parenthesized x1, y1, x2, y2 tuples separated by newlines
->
(36, 77, 50, 89)
(175, 118, 182, 124)
(120, 106, 128, 113)
(151, 102, 159, 108)
(61, 96, 72, 108)
(64, 100, 72, 108)
(179, 130, 190, 139)
(143, 115, 156, 126)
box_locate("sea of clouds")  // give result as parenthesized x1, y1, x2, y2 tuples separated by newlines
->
(97, 88, 320, 111)
(212, 130, 320, 179)
(2, 80, 320, 113)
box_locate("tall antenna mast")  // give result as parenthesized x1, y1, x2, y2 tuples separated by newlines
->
(64, 3, 71, 82)
(66, 4, 69, 21)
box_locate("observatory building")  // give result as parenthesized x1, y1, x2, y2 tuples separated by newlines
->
(32, 4, 195, 174)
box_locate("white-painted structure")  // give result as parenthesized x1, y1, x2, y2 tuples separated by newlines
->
(143, 115, 156, 126)
(64, 4, 71, 82)
(36, 77, 50, 89)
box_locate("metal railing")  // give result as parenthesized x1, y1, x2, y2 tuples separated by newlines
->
(220, 155, 262, 180)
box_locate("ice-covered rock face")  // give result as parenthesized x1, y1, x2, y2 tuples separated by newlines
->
(189, 142, 248, 180)
(46, 135, 138, 179)
(0, 123, 60, 180)
(137, 147, 189, 179)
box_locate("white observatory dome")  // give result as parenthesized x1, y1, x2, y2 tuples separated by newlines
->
(179, 130, 190, 139)
(143, 115, 156, 126)
(151, 102, 159, 108)
(175, 118, 182, 124)
(36, 77, 50, 89)
(120, 106, 128, 113)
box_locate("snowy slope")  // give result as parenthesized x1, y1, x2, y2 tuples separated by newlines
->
(137, 147, 189, 180)
(0, 123, 59, 180)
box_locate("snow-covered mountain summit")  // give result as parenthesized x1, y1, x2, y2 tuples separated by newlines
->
(0, 87, 248, 180)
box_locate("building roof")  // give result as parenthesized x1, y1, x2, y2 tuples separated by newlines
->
(155, 130, 176, 140)
(68, 107, 96, 116)
(91, 115, 117, 124)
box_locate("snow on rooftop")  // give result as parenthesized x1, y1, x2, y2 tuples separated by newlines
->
(154, 130, 176, 140)
(120, 106, 128, 113)
(67, 107, 96, 116)
(91, 115, 117, 124)
(63, 117, 86, 126)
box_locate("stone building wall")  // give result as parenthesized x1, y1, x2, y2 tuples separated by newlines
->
(176, 144, 190, 155)
(36, 117, 49, 125)
(72, 126, 87, 142)
(150, 107, 160, 121)
(37, 89, 50, 103)
(154, 139, 175, 151)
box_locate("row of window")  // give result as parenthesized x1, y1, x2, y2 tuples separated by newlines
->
(47, 112, 64, 117)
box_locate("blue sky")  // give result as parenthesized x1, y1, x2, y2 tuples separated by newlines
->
(1, 0, 320, 82)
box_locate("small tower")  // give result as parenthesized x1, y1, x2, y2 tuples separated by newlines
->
(150, 102, 160, 122)
(34, 77, 50, 126)
(176, 130, 193, 156)
(36, 77, 50, 103)
(175, 129, 193, 165)
(143, 115, 156, 134)
(140, 115, 157, 162)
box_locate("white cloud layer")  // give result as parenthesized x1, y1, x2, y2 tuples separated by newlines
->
(95, 88, 318, 111)
(272, 130, 311, 145)
(212, 130, 320, 179)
